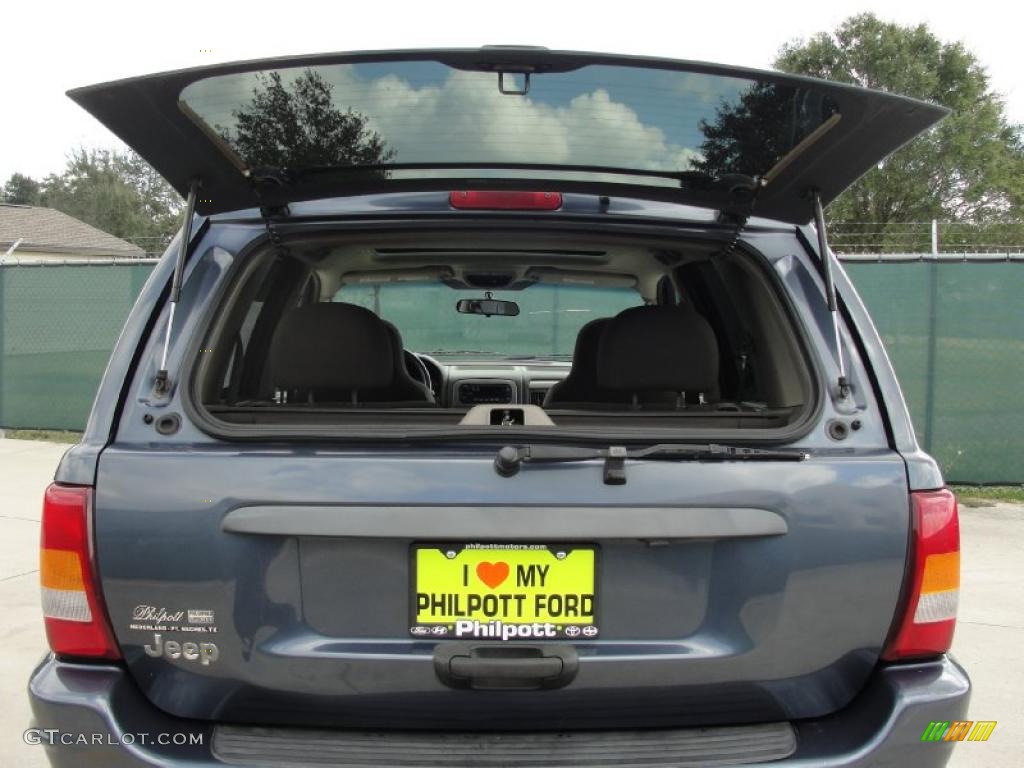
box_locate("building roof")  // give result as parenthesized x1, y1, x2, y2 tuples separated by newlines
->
(0, 204, 145, 258)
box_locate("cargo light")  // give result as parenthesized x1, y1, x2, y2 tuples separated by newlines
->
(882, 489, 960, 661)
(40, 484, 120, 659)
(449, 191, 563, 210)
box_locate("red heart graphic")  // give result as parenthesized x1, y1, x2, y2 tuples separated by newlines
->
(476, 561, 510, 589)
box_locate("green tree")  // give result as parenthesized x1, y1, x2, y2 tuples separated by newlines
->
(2, 173, 42, 205)
(695, 83, 838, 179)
(40, 148, 181, 248)
(775, 13, 1024, 242)
(217, 69, 394, 170)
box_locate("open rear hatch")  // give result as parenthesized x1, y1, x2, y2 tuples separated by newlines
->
(68, 47, 947, 223)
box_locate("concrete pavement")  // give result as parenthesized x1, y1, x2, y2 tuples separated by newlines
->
(0, 436, 1020, 767)
(0, 438, 68, 768)
(948, 500, 1024, 767)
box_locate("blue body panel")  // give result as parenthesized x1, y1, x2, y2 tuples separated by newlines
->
(35, 191, 959, 764)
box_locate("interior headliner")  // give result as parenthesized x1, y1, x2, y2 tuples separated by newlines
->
(297, 234, 721, 301)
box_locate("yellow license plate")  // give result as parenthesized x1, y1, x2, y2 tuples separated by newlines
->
(411, 544, 598, 640)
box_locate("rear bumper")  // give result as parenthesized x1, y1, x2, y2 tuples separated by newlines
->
(28, 652, 969, 767)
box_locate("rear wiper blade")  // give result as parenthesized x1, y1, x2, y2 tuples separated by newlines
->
(494, 443, 809, 485)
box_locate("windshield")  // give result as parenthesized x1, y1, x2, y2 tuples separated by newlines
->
(333, 282, 642, 359)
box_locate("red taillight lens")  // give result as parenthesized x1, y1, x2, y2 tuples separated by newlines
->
(449, 190, 563, 210)
(40, 484, 120, 659)
(882, 489, 960, 661)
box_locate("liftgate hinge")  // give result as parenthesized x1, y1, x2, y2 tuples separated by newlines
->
(715, 175, 765, 258)
(260, 205, 293, 265)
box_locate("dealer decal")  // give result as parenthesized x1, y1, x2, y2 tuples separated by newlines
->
(129, 605, 218, 634)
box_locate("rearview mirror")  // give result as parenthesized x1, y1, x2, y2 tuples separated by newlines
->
(456, 296, 520, 317)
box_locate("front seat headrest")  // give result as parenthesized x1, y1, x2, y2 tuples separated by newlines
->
(544, 317, 621, 406)
(597, 305, 719, 394)
(567, 317, 611, 376)
(268, 303, 393, 391)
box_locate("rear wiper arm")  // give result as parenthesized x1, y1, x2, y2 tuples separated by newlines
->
(494, 443, 808, 485)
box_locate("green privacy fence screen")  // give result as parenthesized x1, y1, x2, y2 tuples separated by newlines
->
(0, 263, 153, 434)
(844, 260, 1023, 484)
(0, 260, 1021, 483)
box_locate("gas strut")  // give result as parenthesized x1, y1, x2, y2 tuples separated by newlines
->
(154, 179, 200, 396)
(812, 190, 851, 399)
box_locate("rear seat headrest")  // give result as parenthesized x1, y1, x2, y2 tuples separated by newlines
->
(597, 305, 719, 393)
(268, 303, 394, 391)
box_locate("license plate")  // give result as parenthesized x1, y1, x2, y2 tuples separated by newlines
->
(411, 543, 598, 640)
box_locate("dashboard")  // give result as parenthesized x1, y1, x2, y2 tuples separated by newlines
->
(414, 355, 570, 408)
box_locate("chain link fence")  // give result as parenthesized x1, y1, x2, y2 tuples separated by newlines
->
(124, 236, 174, 258)
(830, 220, 1024, 256)
(0, 237, 1021, 482)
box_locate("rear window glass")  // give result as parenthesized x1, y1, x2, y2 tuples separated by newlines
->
(333, 283, 641, 359)
(179, 60, 838, 182)
(189, 231, 816, 441)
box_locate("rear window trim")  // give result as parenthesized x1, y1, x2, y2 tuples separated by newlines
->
(179, 215, 825, 446)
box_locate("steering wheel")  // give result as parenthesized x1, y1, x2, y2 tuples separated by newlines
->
(404, 350, 433, 394)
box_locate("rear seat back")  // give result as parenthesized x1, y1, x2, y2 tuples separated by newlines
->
(597, 305, 720, 408)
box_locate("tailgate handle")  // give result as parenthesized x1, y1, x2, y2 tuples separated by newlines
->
(222, 505, 788, 539)
(435, 644, 578, 690)
(450, 655, 562, 678)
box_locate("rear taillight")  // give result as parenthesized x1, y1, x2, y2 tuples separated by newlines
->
(882, 488, 959, 661)
(449, 190, 563, 210)
(40, 484, 120, 659)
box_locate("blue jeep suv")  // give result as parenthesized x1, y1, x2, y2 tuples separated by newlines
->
(29, 48, 968, 767)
